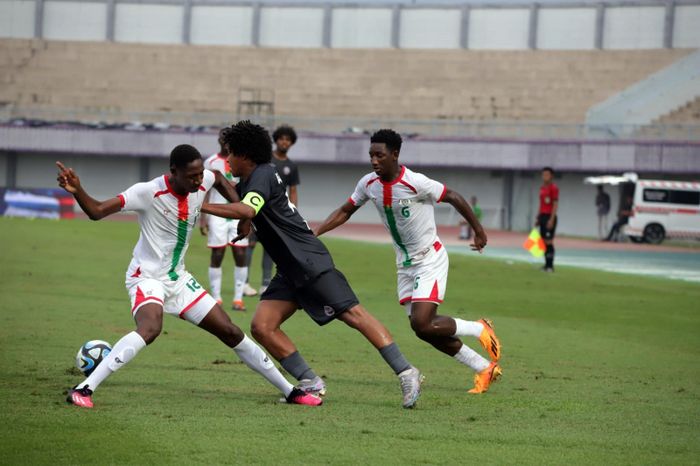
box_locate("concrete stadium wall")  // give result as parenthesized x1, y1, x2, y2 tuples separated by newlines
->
(2, 0, 700, 49)
(4, 150, 698, 238)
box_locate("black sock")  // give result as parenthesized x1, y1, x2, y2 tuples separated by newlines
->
(545, 244, 555, 268)
(280, 351, 316, 381)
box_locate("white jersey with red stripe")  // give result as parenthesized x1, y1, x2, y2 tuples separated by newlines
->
(118, 170, 216, 281)
(203, 153, 239, 204)
(349, 166, 447, 268)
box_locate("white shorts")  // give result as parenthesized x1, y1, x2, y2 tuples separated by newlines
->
(126, 271, 218, 325)
(207, 215, 248, 248)
(397, 242, 448, 307)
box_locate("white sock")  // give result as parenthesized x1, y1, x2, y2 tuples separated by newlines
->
(234, 335, 293, 397)
(453, 344, 490, 372)
(209, 267, 222, 301)
(234, 266, 248, 302)
(453, 318, 484, 338)
(77, 331, 146, 391)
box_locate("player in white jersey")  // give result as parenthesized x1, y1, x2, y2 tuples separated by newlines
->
(316, 129, 503, 395)
(57, 144, 320, 408)
(201, 128, 251, 311)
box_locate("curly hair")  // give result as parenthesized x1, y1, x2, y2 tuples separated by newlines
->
(370, 129, 402, 153)
(272, 125, 297, 144)
(224, 120, 272, 165)
(169, 144, 202, 169)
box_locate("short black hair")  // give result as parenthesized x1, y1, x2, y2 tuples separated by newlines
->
(272, 125, 297, 144)
(225, 120, 272, 165)
(543, 166, 555, 175)
(370, 129, 402, 153)
(170, 144, 202, 169)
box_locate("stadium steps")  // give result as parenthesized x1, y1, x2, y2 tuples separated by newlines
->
(0, 38, 692, 123)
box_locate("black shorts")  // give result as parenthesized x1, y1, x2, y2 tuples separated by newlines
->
(538, 214, 557, 240)
(260, 269, 359, 326)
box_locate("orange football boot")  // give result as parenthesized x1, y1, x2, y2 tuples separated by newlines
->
(468, 361, 502, 394)
(477, 318, 501, 362)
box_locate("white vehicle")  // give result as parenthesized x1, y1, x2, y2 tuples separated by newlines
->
(584, 173, 700, 244)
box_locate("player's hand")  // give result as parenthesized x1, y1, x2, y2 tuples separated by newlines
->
(232, 218, 252, 244)
(56, 161, 81, 194)
(199, 224, 209, 236)
(534, 217, 540, 226)
(470, 229, 487, 253)
(546, 218, 554, 230)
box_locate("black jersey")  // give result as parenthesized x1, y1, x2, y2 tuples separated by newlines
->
(271, 156, 300, 188)
(238, 163, 333, 286)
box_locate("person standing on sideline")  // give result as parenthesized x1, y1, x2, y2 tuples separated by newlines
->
(247, 125, 301, 294)
(201, 128, 251, 311)
(595, 185, 611, 240)
(459, 196, 483, 240)
(536, 167, 558, 272)
(605, 195, 633, 242)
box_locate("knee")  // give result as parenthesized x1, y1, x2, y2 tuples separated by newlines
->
(251, 318, 274, 342)
(338, 306, 364, 329)
(137, 319, 162, 345)
(410, 318, 435, 341)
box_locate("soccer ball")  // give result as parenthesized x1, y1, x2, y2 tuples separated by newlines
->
(75, 340, 112, 376)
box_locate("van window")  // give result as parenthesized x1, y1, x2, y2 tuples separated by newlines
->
(642, 189, 700, 206)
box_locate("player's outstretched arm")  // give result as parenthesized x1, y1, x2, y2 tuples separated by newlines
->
(202, 202, 256, 221)
(443, 188, 488, 252)
(199, 190, 211, 236)
(56, 161, 121, 220)
(315, 201, 359, 236)
(212, 170, 240, 203)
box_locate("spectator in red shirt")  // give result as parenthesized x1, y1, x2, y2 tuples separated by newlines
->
(536, 167, 558, 272)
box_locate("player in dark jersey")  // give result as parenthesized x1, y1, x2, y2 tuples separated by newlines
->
(201, 121, 424, 409)
(247, 125, 301, 293)
(536, 166, 559, 272)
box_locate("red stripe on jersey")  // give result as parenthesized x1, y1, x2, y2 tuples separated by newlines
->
(348, 197, 356, 206)
(130, 266, 141, 278)
(433, 241, 442, 252)
(437, 185, 447, 203)
(118, 194, 125, 208)
(399, 297, 412, 305)
(199, 185, 206, 191)
(177, 196, 188, 221)
(179, 291, 208, 318)
(399, 179, 417, 194)
(366, 177, 379, 187)
(383, 183, 392, 207)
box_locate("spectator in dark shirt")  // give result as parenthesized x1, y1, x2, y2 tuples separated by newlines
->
(595, 186, 611, 239)
(605, 195, 633, 242)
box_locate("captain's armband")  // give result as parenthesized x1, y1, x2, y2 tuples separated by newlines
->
(241, 191, 265, 215)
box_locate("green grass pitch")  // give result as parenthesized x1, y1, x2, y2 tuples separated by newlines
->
(0, 217, 698, 464)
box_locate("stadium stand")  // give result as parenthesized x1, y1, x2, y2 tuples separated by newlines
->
(655, 96, 700, 124)
(0, 39, 691, 124)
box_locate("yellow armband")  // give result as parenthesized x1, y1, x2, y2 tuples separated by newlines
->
(241, 191, 265, 214)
